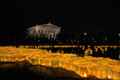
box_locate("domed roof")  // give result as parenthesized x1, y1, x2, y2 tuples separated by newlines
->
(41, 22, 60, 29)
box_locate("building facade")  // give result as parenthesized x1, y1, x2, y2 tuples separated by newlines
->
(27, 22, 61, 40)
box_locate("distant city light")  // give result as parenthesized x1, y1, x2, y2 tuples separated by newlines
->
(83, 32, 87, 36)
(118, 33, 120, 36)
(119, 54, 120, 59)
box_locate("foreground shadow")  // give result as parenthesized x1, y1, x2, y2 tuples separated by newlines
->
(0, 61, 111, 80)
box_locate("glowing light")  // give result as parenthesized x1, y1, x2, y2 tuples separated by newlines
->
(83, 73, 87, 77)
(27, 23, 61, 40)
(108, 75, 112, 79)
(118, 33, 120, 36)
(83, 32, 87, 36)
(0, 46, 120, 80)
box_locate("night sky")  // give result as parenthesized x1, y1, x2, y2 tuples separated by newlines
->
(16, 0, 119, 33)
(0, 0, 120, 39)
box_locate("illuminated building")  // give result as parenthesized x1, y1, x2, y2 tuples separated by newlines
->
(27, 22, 61, 40)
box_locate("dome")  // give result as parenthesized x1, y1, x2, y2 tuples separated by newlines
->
(41, 22, 60, 30)
(27, 22, 61, 40)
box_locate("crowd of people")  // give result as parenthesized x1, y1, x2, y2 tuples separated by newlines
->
(13, 32, 120, 45)
(46, 45, 120, 60)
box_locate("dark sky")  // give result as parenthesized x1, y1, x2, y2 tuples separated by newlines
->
(16, 0, 120, 33)
(1, 0, 120, 37)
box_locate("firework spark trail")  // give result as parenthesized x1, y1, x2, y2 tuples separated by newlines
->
(27, 23, 61, 40)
